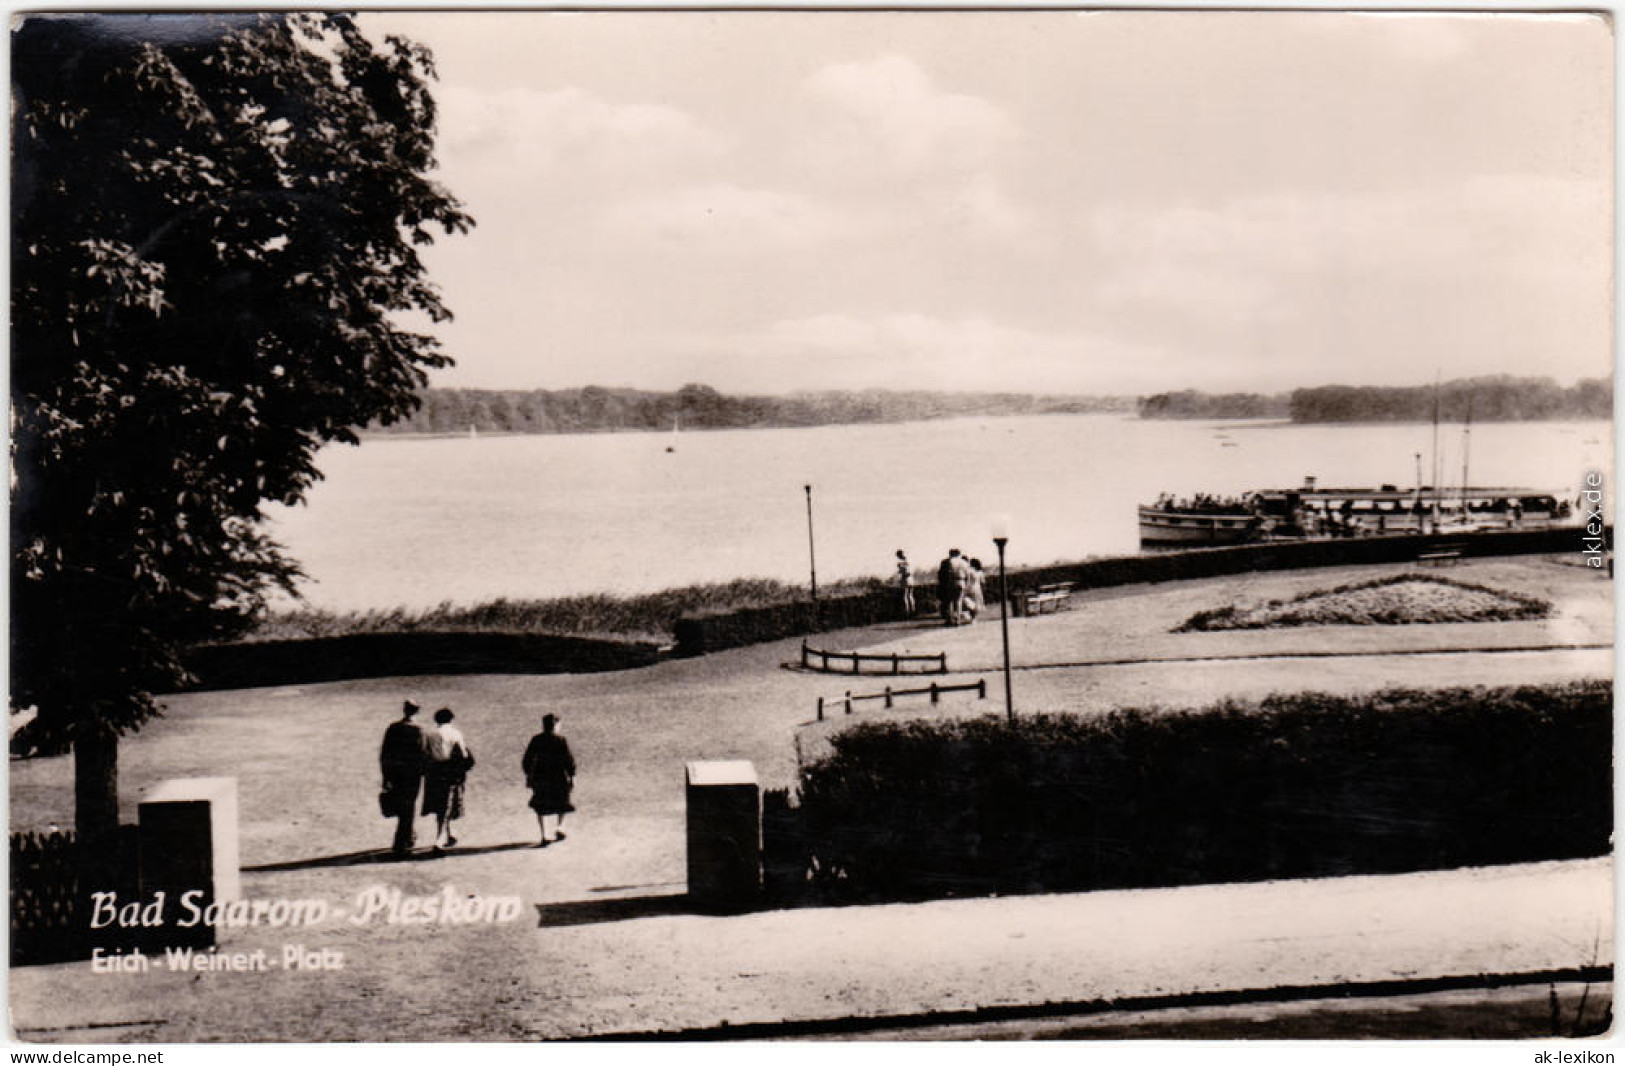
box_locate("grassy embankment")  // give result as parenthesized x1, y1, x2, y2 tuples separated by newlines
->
(249, 575, 886, 645)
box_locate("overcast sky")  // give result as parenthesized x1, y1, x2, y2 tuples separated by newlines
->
(369, 10, 1613, 397)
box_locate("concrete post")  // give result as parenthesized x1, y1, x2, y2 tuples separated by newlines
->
(138, 777, 240, 948)
(685, 761, 760, 913)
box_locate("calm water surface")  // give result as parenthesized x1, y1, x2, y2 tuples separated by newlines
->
(265, 415, 1612, 611)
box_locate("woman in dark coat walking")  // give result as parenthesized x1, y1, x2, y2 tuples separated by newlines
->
(522, 713, 575, 846)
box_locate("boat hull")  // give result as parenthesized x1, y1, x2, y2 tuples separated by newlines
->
(1137, 508, 1259, 546)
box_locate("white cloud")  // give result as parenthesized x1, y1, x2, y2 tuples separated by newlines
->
(601, 183, 854, 249)
(1081, 174, 1612, 385)
(1088, 175, 1610, 320)
(926, 172, 1030, 239)
(435, 84, 729, 177)
(801, 54, 1015, 174)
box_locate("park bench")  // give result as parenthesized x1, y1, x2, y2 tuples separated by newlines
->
(1020, 582, 1075, 616)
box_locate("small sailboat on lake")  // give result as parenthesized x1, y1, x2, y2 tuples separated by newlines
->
(666, 413, 679, 453)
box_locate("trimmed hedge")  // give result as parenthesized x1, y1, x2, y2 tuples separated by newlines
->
(10, 827, 140, 966)
(172, 631, 662, 692)
(674, 590, 919, 656)
(791, 681, 1612, 903)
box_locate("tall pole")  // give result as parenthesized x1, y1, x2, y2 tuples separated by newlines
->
(804, 484, 818, 606)
(994, 536, 1012, 722)
(1414, 452, 1423, 531)
(1430, 373, 1441, 535)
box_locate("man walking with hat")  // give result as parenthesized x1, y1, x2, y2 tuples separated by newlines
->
(380, 700, 430, 857)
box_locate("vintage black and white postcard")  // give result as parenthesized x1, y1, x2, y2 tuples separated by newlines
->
(8, 5, 1615, 1051)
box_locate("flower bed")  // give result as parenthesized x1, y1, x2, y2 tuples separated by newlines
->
(1176, 574, 1552, 632)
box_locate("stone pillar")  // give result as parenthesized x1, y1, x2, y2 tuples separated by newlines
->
(685, 761, 761, 912)
(138, 777, 240, 947)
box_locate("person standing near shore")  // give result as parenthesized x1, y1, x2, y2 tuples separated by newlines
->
(937, 549, 965, 625)
(522, 713, 576, 846)
(379, 700, 429, 857)
(895, 549, 915, 617)
(961, 558, 986, 623)
(422, 708, 474, 852)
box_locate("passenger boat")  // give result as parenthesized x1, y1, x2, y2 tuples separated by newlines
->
(1139, 478, 1572, 547)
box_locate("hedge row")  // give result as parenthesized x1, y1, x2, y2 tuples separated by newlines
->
(674, 527, 1589, 656)
(673, 590, 916, 656)
(173, 631, 663, 693)
(10, 827, 140, 966)
(788, 680, 1612, 903)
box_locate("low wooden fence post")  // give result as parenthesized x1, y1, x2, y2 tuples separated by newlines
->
(892, 653, 900, 675)
(801, 642, 809, 669)
(812, 678, 988, 720)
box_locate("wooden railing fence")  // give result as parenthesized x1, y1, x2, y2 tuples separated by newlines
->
(816, 678, 986, 721)
(801, 641, 947, 676)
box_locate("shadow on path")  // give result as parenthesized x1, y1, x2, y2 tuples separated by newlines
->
(245, 841, 539, 872)
(533, 891, 694, 928)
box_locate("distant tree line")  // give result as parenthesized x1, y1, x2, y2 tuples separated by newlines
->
(1289, 376, 1612, 423)
(1138, 390, 1291, 419)
(1140, 376, 1612, 422)
(370, 383, 1134, 435)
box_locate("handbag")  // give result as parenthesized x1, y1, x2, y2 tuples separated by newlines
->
(378, 790, 395, 818)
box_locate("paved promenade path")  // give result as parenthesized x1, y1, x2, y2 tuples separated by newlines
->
(7, 554, 1613, 1042)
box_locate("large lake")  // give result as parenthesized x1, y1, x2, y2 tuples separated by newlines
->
(265, 415, 1611, 612)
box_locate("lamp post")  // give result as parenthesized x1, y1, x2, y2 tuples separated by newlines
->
(991, 514, 1013, 723)
(804, 484, 819, 625)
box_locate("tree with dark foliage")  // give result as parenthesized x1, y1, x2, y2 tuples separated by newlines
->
(11, 13, 471, 866)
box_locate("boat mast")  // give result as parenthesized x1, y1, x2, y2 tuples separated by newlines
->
(1459, 396, 1472, 518)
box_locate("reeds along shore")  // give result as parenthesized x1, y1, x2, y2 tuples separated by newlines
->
(247, 576, 890, 645)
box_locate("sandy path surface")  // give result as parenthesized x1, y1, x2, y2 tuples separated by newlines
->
(9, 858, 1612, 1041)
(8, 554, 1613, 1041)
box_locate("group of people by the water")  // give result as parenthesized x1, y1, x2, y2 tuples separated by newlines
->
(894, 547, 987, 626)
(378, 701, 575, 857)
(1152, 492, 1254, 514)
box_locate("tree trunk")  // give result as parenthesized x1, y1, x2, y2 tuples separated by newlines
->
(73, 728, 121, 883)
